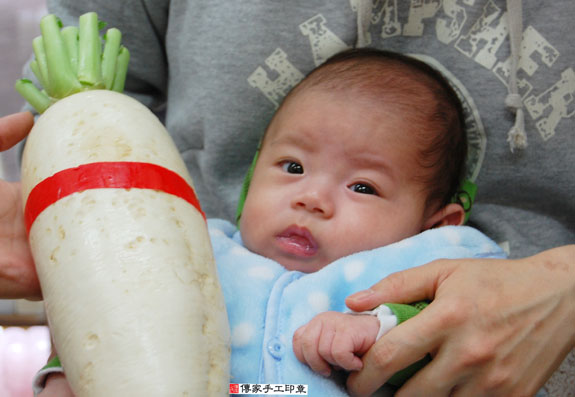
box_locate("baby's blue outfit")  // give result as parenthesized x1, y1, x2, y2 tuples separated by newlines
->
(209, 219, 506, 396)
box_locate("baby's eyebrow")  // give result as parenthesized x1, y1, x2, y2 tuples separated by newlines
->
(348, 152, 394, 176)
(269, 134, 315, 152)
(350, 157, 398, 188)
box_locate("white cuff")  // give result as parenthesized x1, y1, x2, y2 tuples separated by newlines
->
(33, 364, 64, 397)
(354, 304, 398, 340)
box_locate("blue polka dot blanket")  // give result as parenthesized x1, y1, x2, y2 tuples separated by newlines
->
(209, 219, 506, 396)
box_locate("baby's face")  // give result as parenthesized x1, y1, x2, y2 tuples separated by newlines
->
(240, 89, 435, 273)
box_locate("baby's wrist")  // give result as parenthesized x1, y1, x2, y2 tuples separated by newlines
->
(354, 304, 398, 340)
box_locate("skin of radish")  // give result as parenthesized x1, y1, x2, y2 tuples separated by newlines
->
(21, 90, 230, 396)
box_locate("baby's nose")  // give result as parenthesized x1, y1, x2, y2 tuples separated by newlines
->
(291, 184, 335, 218)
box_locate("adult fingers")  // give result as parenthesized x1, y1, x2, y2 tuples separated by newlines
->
(393, 341, 468, 397)
(345, 259, 456, 312)
(0, 111, 34, 151)
(346, 304, 446, 396)
(0, 181, 41, 300)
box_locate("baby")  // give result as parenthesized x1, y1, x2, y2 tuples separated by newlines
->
(229, 48, 503, 392)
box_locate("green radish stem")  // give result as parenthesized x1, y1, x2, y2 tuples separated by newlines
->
(15, 12, 130, 114)
(61, 26, 79, 74)
(40, 14, 82, 99)
(31, 36, 50, 92)
(112, 46, 130, 93)
(77, 12, 103, 87)
(14, 80, 52, 114)
(29, 61, 45, 90)
(101, 28, 122, 90)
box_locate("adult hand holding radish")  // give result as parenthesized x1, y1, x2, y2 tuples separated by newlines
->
(0, 111, 40, 300)
(14, 12, 230, 397)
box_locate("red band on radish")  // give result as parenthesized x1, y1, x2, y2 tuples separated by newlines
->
(25, 161, 205, 233)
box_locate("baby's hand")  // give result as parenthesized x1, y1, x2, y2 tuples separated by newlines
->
(293, 311, 380, 377)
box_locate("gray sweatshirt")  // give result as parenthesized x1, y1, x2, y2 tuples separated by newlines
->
(41, 0, 575, 394)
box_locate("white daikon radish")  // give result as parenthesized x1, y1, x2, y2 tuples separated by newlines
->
(16, 13, 230, 396)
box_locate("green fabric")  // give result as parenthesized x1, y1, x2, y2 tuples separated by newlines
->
(383, 301, 428, 324)
(452, 179, 477, 224)
(41, 355, 62, 371)
(235, 147, 260, 224)
(383, 302, 432, 387)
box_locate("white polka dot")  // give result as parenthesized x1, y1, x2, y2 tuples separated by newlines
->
(231, 245, 251, 256)
(208, 228, 225, 238)
(247, 265, 275, 280)
(344, 260, 366, 281)
(442, 228, 461, 245)
(307, 292, 330, 313)
(231, 322, 255, 347)
(482, 243, 497, 255)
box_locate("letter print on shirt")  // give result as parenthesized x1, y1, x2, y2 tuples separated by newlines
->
(248, 1, 573, 143)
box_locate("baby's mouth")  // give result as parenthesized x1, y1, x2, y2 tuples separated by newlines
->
(275, 226, 319, 257)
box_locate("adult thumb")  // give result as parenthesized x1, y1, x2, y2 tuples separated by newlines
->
(345, 259, 456, 312)
(0, 111, 34, 151)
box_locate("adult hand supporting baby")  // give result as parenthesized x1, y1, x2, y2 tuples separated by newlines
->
(345, 246, 575, 396)
(0, 111, 41, 300)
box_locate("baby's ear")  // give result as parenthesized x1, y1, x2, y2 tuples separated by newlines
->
(423, 203, 465, 230)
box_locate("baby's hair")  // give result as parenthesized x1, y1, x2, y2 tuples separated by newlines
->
(282, 48, 467, 210)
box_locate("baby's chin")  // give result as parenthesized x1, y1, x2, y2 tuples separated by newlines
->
(272, 255, 330, 274)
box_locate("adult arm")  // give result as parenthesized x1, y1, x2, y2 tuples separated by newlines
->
(345, 245, 575, 396)
(0, 111, 41, 300)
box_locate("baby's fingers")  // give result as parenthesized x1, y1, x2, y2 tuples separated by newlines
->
(321, 331, 363, 372)
(292, 324, 308, 364)
(293, 321, 333, 377)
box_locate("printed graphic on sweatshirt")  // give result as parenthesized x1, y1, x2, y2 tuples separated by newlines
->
(248, 0, 573, 166)
(247, 14, 350, 107)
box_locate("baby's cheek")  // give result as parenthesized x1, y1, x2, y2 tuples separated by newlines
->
(240, 228, 259, 254)
(335, 232, 378, 255)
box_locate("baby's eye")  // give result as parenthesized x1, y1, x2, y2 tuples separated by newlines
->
(349, 183, 378, 195)
(282, 161, 304, 174)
